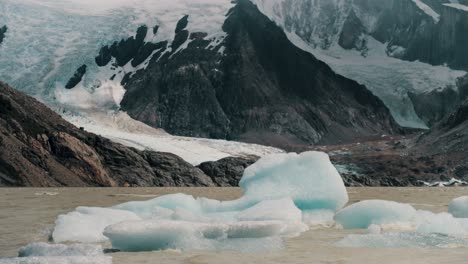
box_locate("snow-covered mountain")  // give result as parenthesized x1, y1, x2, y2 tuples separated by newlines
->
(0, 0, 285, 164)
(0, 0, 400, 150)
(251, 0, 468, 128)
(1, 0, 466, 153)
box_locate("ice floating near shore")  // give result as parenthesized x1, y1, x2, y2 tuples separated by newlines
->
(48, 151, 468, 252)
(336, 232, 468, 248)
(18, 243, 104, 257)
(53, 207, 141, 243)
(449, 196, 468, 218)
(334, 200, 417, 229)
(52, 151, 347, 251)
(335, 200, 468, 248)
(0, 243, 111, 264)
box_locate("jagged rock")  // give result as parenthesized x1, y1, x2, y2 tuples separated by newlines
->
(95, 25, 149, 67)
(120, 0, 400, 148)
(0, 25, 6, 45)
(198, 156, 259, 186)
(65, 64, 86, 89)
(0, 82, 219, 187)
(175, 15, 189, 33)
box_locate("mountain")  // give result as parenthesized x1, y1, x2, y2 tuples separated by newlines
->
(0, 81, 255, 187)
(66, 0, 400, 148)
(252, 0, 468, 128)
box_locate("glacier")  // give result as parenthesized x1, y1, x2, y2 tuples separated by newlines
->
(250, 0, 467, 129)
(0, 0, 285, 165)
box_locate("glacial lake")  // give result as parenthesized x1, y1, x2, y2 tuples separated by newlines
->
(1, 187, 468, 264)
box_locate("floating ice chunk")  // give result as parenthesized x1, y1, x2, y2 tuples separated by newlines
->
(336, 232, 468, 248)
(53, 207, 141, 243)
(0, 256, 112, 264)
(236, 198, 302, 222)
(334, 200, 416, 229)
(416, 210, 468, 237)
(52, 151, 346, 252)
(449, 196, 468, 218)
(239, 152, 348, 211)
(113, 193, 202, 218)
(18, 243, 103, 257)
(3, 243, 111, 264)
(103, 220, 287, 252)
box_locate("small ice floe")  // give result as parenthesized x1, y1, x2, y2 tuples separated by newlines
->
(0, 243, 111, 264)
(449, 196, 468, 218)
(335, 199, 468, 248)
(34, 192, 59, 196)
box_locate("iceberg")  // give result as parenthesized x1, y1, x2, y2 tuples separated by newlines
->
(52, 207, 141, 243)
(0, 243, 111, 264)
(449, 196, 468, 218)
(334, 200, 417, 229)
(336, 232, 468, 248)
(18, 243, 103, 257)
(52, 151, 348, 251)
(0, 256, 112, 264)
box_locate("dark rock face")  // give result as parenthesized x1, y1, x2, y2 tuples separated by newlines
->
(65, 65, 87, 89)
(275, 0, 468, 70)
(95, 25, 153, 67)
(119, 0, 400, 148)
(409, 88, 460, 127)
(0, 25, 7, 45)
(0, 82, 218, 187)
(414, 97, 468, 176)
(339, 9, 367, 53)
(366, 0, 468, 70)
(409, 74, 468, 126)
(198, 156, 259, 186)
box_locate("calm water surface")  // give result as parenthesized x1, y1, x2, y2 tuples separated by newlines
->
(1, 187, 468, 263)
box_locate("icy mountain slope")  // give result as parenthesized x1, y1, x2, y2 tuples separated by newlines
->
(0, 0, 285, 163)
(250, 0, 467, 128)
(0, 0, 233, 100)
(63, 111, 283, 166)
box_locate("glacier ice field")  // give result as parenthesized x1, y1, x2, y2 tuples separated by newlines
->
(5, 151, 468, 263)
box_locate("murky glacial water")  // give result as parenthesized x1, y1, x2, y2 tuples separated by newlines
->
(1, 188, 468, 264)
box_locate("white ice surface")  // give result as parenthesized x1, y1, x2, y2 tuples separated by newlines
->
(0, 243, 111, 264)
(52, 207, 141, 243)
(0, 0, 234, 98)
(411, 0, 440, 22)
(335, 200, 468, 248)
(18, 243, 104, 257)
(449, 196, 468, 218)
(334, 200, 417, 229)
(444, 3, 468, 11)
(0, 257, 112, 264)
(62, 111, 283, 166)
